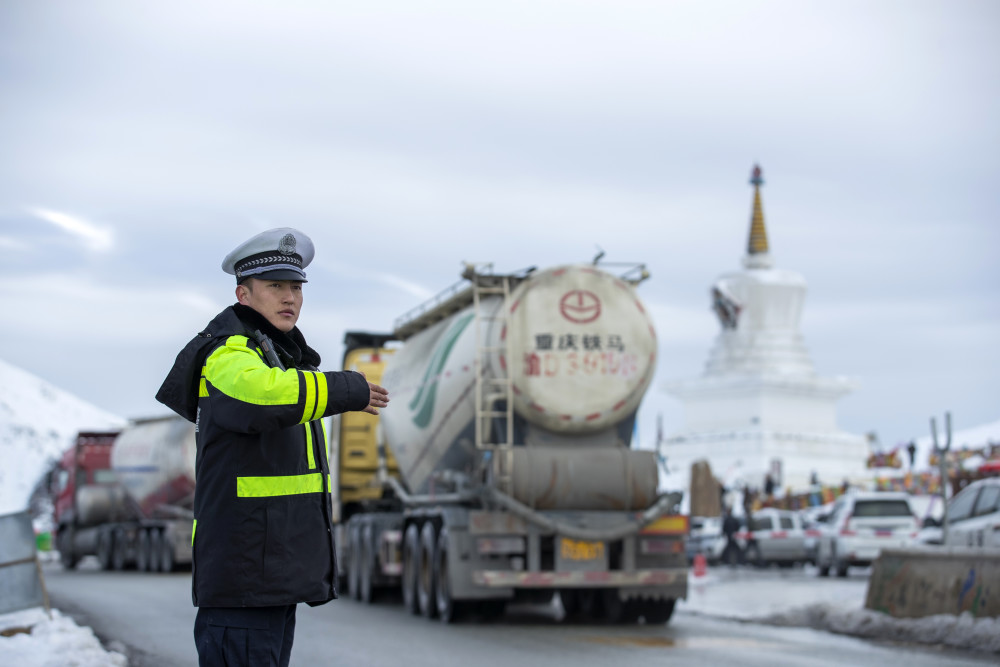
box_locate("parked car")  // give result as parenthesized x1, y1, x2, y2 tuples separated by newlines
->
(738, 508, 812, 567)
(686, 516, 725, 564)
(940, 477, 1000, 549)
(815, 491, 919, 577)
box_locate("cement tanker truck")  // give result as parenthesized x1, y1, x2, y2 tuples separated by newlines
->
(51, 416, 196, 572)
(334, 262, 688, 624)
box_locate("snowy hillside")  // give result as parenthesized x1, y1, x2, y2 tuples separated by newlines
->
(0, 358, 125, 515)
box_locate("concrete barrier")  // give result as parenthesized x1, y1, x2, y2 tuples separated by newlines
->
(865, 546, 1000, 619)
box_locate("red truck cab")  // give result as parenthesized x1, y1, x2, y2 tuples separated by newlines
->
(51, 431, 120, 568)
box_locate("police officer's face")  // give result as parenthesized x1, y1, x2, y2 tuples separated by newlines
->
(237, 278, 303, 332)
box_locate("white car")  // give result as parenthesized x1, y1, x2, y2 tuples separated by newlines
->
(739, 508, 812, 567)
(940, 477, 1000, 549)
(815, 491, 919, 577)
(686, 516, 727, 564)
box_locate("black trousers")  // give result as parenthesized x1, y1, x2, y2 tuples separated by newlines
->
(194, 605, 297, 667)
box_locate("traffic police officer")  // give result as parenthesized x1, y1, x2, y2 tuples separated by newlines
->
(156, 228, 389, 666)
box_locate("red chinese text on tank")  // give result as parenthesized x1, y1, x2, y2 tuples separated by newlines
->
(559, 290, 601, 324)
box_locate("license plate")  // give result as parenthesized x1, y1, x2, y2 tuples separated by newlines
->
(560, 538, 605, 561)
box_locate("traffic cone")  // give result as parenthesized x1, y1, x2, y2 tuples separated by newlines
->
(693, 553, 707, 578)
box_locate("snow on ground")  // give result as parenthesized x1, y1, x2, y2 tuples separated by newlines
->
(0, 607, 126, 667)
(679, 566, 1000, 655)
(761, 603, 1000, 655)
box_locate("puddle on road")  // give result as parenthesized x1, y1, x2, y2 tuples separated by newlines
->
(581, 635, 781, 649)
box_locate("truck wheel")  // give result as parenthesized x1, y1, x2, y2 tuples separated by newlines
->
(418, 522, 438, 619)
(148, 530, 162, 572)
(599, 589, 626, 623)
(642, 598, 676, 624)
(402, 524, 420, 615)
(434, 528, 464, 623)
(559, 590, 580, 621)
(58, 528, 78, 570)
(160, 533, 176, 573)
(359, 525, 375, 604)
(137, 530, 151, 572)
(111, 528, 128, 571)
(96, 530, 112, 570)
(745, 543, 763, 568)
(347, 525, 361, 601)
(567, 589, 599, 622)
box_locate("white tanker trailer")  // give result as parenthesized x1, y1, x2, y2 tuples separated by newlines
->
(52, 416, 196, 572)
(334, 262, 688, 624)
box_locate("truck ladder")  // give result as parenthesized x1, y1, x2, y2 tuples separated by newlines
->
(469, 264, 515, 494)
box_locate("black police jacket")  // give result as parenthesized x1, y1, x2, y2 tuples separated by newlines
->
(156, 304, 370, 607)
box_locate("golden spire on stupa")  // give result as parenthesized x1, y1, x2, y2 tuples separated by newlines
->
(747, 164, 769, 256)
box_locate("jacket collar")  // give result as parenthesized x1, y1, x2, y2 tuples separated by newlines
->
(231, 304, 321, 369)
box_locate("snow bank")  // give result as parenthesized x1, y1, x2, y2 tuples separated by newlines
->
(0, 607, 127, 667)
(760, 603, 1000, 654)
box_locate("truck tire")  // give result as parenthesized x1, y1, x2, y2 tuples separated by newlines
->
(360, 525, 375, 604)
(434, 528, 464, 623)
(96, 530, 113, 571)
(402, 524, 420, 615)
(148, 530, 162, 572)
(137, 530, 151, 572)
(347, 525, 361, 601)
(599, 589, 626, 623)
(160, 532, 176, 573)
(562, 589, 600, 622)
(58, 528, 78, 570)
(111, 528, 127, 570)
(641, 598, 676, 624)
(559, 590, 580, 621)
(418, 522, 438, 619)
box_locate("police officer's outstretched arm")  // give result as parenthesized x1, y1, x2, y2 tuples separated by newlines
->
(201, 344, 382, 432)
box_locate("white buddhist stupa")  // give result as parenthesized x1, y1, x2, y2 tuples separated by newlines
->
(664, 165, 869, 494)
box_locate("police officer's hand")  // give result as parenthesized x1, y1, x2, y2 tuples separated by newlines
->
(358, 371, 389, 415)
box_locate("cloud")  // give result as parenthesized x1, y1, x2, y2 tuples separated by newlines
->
(0, 236, 29, 251)
(28, 207, 114, 252)
(374, 272, 436, 300)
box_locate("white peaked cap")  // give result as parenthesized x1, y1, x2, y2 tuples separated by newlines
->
(221, 227, 315, 283)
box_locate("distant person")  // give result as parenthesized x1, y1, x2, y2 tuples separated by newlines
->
(764, 473, 775, 497)
(156, 228, 389, 667)
(720, 506, 743, 566)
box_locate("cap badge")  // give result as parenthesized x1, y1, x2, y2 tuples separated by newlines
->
(279, 234, 297, 255)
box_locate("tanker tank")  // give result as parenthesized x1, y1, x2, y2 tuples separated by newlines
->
(53, 415, 197, 572)
(379, 263, 659, 510)
(111, 415, 197, 517)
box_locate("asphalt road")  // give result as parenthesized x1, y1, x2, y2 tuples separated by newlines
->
(42, 559, 994, 667)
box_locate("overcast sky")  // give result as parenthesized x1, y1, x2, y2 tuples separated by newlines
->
(1, 1, 997, 459)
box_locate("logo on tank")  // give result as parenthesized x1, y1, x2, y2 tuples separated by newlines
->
(559, 290, 601, 324)
(408, 313, 474, 428)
